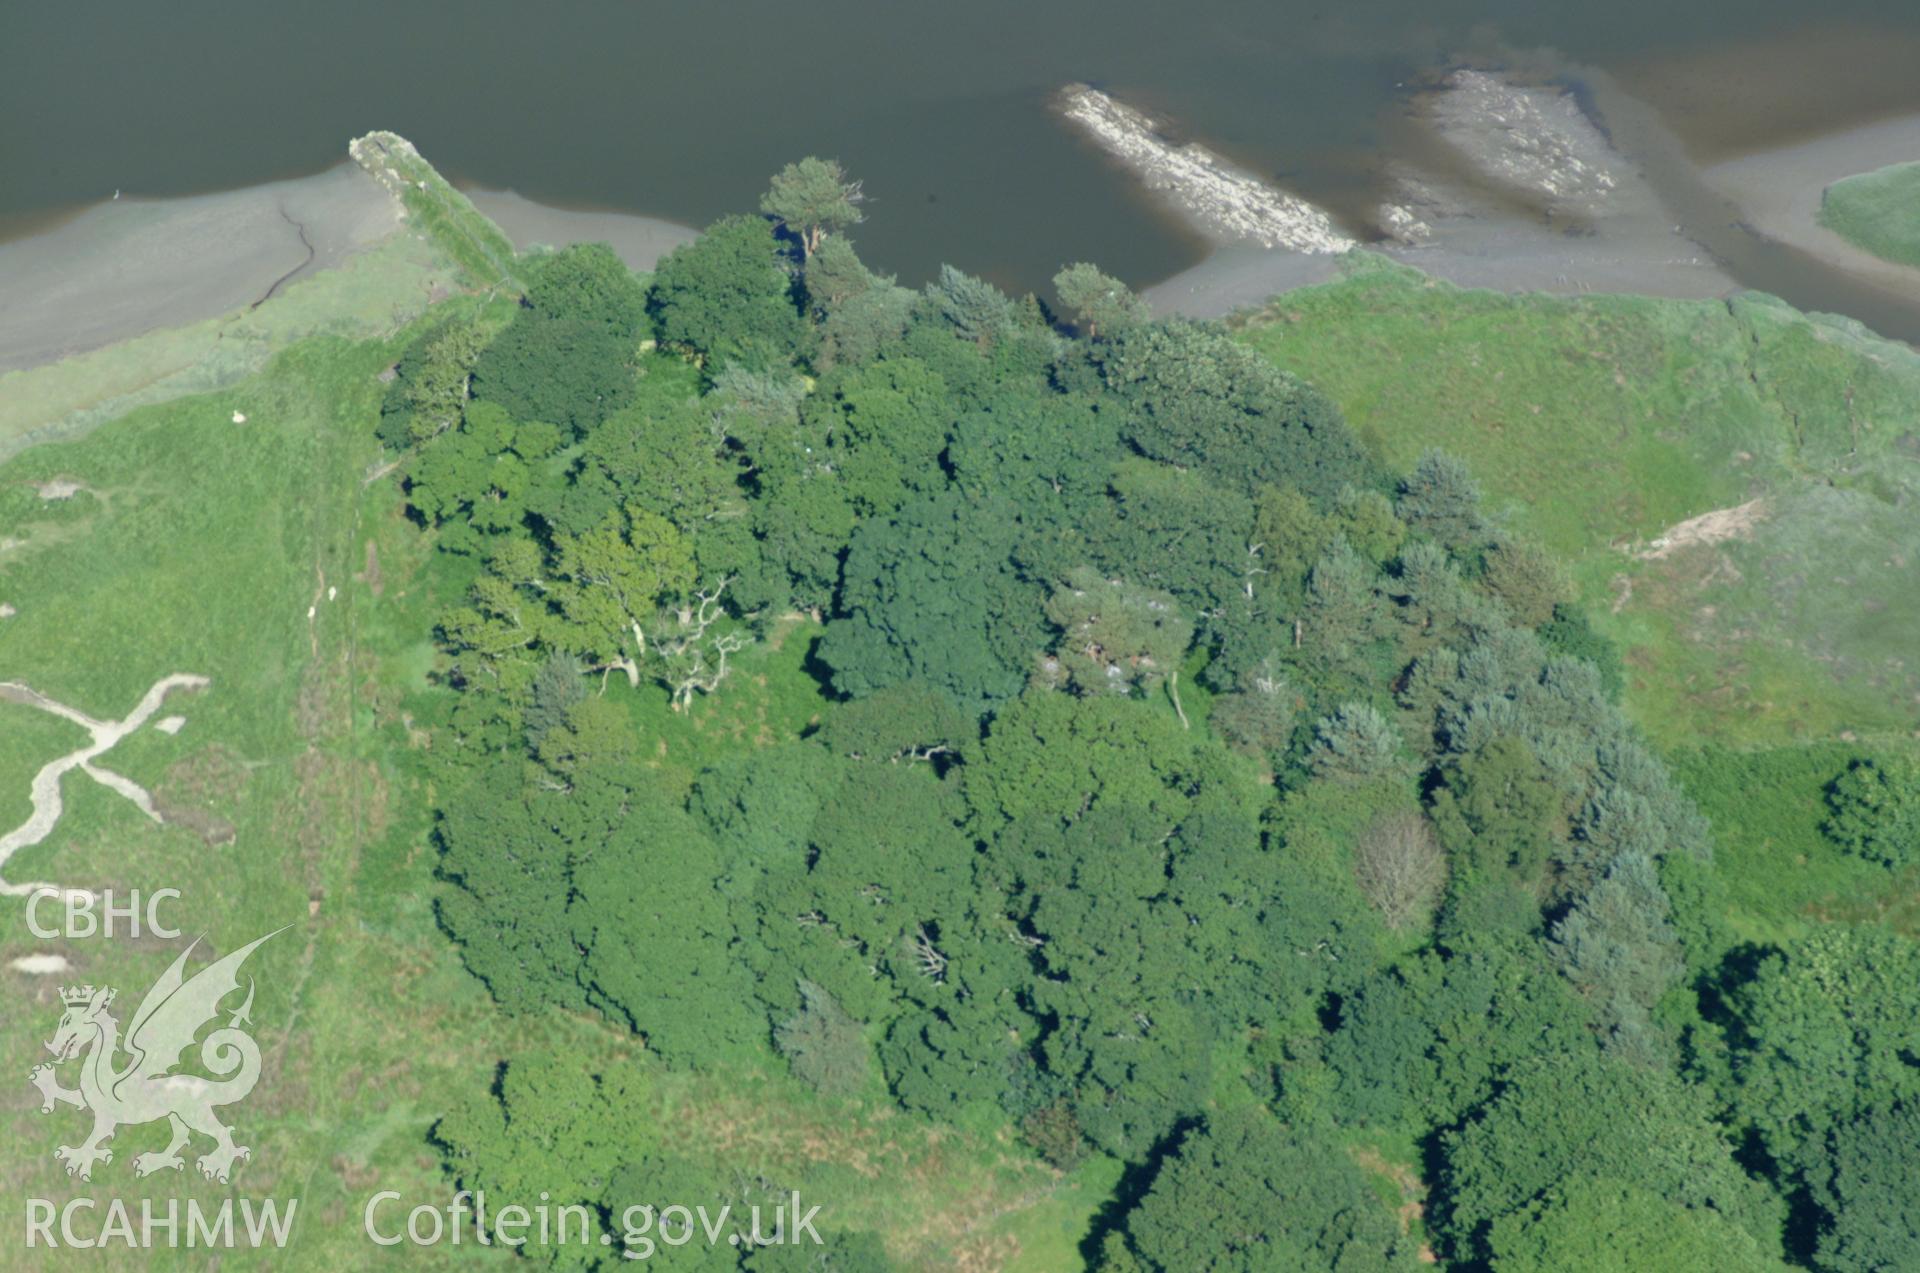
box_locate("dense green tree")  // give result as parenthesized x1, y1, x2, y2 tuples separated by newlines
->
(760, 157, 865, 258)
(472, 243, 650, 433)
(820, 282, 915, 369)
(1207, 656, 1298, 768)
(1108, 1110, 1412, 1271)
(1090, 457, 1255, 613)
(822, 486, 1041, 711)
(1294, 537, 1394, 686)
(437, 536, 552, 692)
(1429, 734, 1562, 891)
(1005, 804, 1217, 1157)
(379, 315, 489, 447)
(1548, 850, 1684, 1065)
(1537, 602, 1625, 702)
(1250, 483, 1333, 606)
(1396, 449, 1486, 551)
(548, 503, 698, 682)
(964, 690, 1216, 833)
(1053, 262, 1149, 338)
(1486, 1177, 1788, 1272)
(1309, 703, 1405, 782)
(795, 355, 952, 516)
(693, 743, 846, 872)
(878, 927, 1043, 1123)
(803, 237, 915, 368)
(524, 651, 588, 748)
(1329, 485, 1406, 564)
(817, 680, 972, 764)
(1823, 753, 1920, 868)
(435, 1053, 657, 1267)
(404, 399, 561, 551)
(1481, 534, 1568, 627)
(1813, 1102, 1920, 1273)
(602, 1154, 750, 1270)
(1088, 318, 1377, 504)
(551, 369, 742, 539)
(436, 759, 594, 1014)
(649, 215, 810, 370)
(1327, 938, 1593, 1129)
(1723, 926, 1920, 1183)
(738, 761, 976, 1029)
(921, 264, 1018, 348)
(944, 388, 1118, 549)
(802, 234, 879, 313)
(571, 779, 762, 1064)
(534, 694, 640, 776)
(1434, 1048, 1780, 1264)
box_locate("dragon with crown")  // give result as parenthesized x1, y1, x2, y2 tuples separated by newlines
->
(28, 928, 284, 1183)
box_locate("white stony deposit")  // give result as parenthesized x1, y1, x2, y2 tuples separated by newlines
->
(1408, 69, 1624, 219)
(1057, 84, 1356, 253)
(0, 673, 209, 898)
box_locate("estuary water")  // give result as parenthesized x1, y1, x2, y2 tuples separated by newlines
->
(5, 1, 1920, 300)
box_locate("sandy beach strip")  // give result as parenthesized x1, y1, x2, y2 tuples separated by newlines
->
(461, 188, 697, 272)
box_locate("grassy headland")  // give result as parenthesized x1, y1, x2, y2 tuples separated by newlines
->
(1237, 254, 1920, 746)
(1820, 160, 1920, 267)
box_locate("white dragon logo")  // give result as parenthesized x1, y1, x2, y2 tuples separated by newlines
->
(28, 928, 284, 1183)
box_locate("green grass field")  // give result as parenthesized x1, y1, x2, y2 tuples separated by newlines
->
(1235, 255, 1920, 747)
(1820, 161, 1920, 268)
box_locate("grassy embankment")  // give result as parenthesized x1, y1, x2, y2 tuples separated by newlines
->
(1819, 160, 1920, 268)
(0, 147, 1103, 1271)
(1238, 253, 1920, 945)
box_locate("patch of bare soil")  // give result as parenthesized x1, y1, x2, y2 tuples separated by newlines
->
(1351, 1145, 1437, 1262)
(32, 478, 91, 500)
(354, 538, 383, 597)
(153, 744, 251, 847)
(1635, 498, 1767, 559)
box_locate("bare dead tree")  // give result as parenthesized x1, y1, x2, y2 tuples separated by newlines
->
(910, 926, 948, 982)
(1354, 810, 1449, 931)
(649, 578, 749, 711)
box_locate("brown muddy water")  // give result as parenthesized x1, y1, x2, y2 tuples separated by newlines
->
(4, 2, 1920, 328)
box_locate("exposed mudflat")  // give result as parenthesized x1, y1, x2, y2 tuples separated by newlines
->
(0, 169, 703, 378)
(1703, 113, 1920, 288)
(0, 164, 399, 375)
